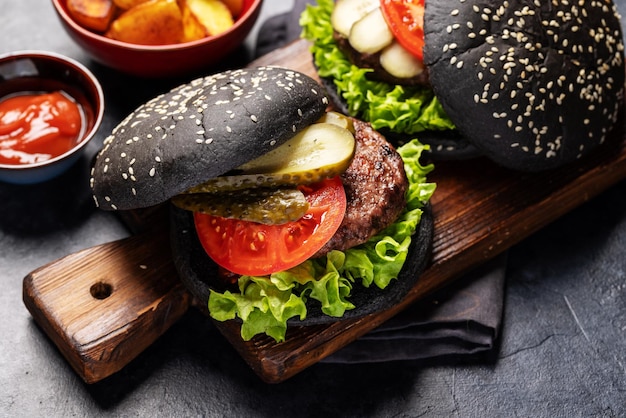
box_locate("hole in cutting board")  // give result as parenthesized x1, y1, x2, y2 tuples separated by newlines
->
(90, 281, 113, 299)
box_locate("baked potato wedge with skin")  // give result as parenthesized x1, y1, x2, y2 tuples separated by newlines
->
(221, 0, 243, 18)
(112, 0, 150, 10)
(185, 0, 234, 36)
(106, 0, 185, 45)
(181, 2, 209, 41)
(67, 0, 117, 32)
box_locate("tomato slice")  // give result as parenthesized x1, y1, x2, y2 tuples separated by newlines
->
(194, 176, 347, 277)
(380, 0, 425, 60)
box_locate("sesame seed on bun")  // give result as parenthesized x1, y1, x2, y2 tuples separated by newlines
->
(423, 0, 625, 171)
(90, 66, 329, 210)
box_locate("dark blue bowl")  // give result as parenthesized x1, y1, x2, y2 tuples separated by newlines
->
(0, 50, 104, 184)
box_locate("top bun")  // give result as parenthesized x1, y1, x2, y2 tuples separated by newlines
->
(424, 0, 625, 171)
(91, 67, 330, 210)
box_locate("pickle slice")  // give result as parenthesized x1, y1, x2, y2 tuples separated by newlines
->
(187, 121, 355, 193)
(380, 41, 425, 79)
(349, 8, 394, 54)
(317, 111, 355, 133)
(171, 188, 309, 225)
(331, 0, 380, 38)
(238, 121, 355, 175)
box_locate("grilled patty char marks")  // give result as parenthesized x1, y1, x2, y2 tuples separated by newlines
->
(314, 118, 408, 257)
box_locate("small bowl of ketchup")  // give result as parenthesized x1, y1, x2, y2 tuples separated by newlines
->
(0, 50, 104, 184)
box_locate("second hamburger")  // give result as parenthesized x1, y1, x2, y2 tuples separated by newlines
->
(301, 0, 625, 171)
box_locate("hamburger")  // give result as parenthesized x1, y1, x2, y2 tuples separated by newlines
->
(90, 66, 435, 342)
(300, 0, 625, 171)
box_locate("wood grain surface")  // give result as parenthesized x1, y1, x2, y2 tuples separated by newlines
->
(21, 39, 626, 384)
(22, 222, 191, 384)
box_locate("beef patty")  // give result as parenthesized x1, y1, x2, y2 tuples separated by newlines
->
(314, 119, 408, 257)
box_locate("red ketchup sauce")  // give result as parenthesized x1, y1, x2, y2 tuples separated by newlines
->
(0, 91, 83, 165)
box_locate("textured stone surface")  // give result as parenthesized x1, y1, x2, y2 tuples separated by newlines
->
(1, 1, 626, 417)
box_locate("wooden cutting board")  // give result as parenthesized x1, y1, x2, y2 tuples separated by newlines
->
(22, 39, 626, 384)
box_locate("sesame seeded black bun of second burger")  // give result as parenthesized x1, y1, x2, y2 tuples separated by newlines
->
(90, 66, 435, 339)
(423, 0, 625, 171)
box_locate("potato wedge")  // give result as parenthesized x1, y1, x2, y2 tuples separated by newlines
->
(67, 0, 116, 32)
(106, 0, 185, 45)
(112, 0, 150, 10)
(181, 1, 208, 41)
(221, 0, 243, 18)
(185, 0, 234, 36)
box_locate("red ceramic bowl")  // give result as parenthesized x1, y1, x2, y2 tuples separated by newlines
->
(51, 0, 263, 78)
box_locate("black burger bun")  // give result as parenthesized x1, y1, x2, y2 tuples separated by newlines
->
(169, 203, 434, 325)
(423, 0, 626, 171)
(91, 67, 329, 211)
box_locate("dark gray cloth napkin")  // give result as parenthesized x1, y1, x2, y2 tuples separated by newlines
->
(254, 1, 506, 362)
(255, 2, 308, 58)
(322, 255, 506, 363)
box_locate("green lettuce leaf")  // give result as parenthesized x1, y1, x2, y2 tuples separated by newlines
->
(208, 139, 436, 342)
(299, 0, 455, 134)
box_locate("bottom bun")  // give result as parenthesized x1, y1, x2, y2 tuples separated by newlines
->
(170, 202, 434, 326)
(383, 128, 480, 161)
